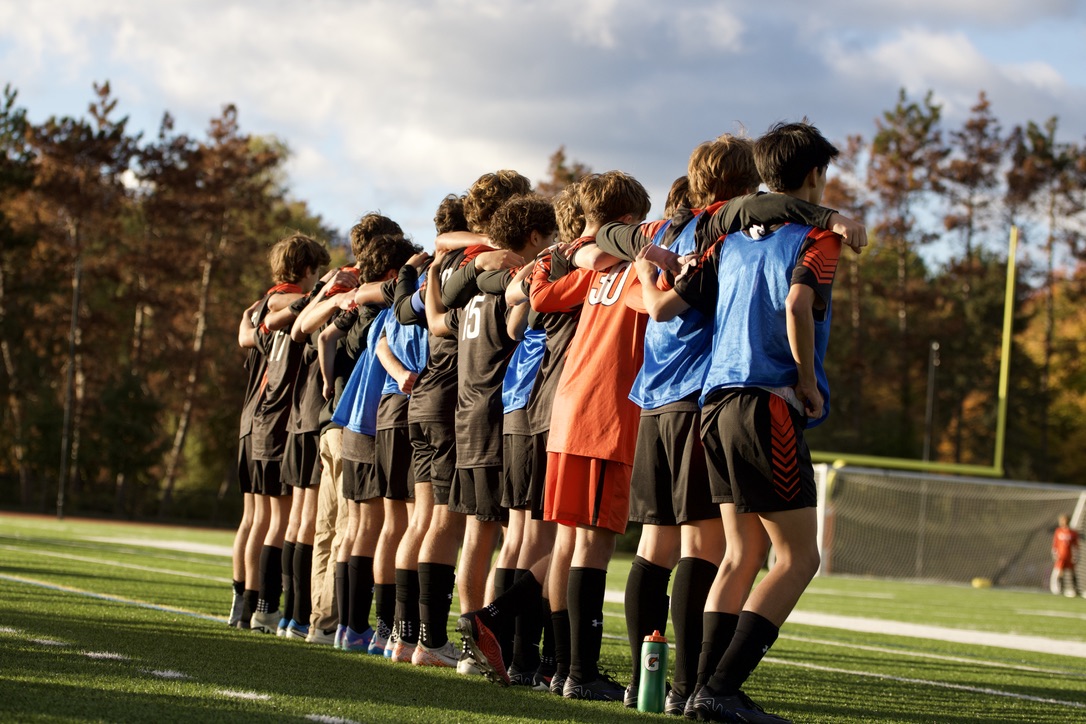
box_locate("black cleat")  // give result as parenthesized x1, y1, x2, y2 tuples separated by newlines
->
(563, 671, 626, 702)
(688, 688, 791, 723)
(665, 687, 690, 716)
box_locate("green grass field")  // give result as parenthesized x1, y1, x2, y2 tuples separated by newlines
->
(2, 513, 1085, 723)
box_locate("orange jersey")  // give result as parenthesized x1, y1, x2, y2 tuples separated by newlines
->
(1054, 525, 1079, 567)
(539, 256, 647, 465)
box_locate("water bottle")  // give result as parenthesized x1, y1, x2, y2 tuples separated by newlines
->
(637, 630, 668, 713)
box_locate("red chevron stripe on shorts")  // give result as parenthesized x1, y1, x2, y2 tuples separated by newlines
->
(802, 244, 838, 285)
(769, 395, 800, 501)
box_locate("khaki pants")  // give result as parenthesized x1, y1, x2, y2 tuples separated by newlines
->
(311, 427, 347, 631)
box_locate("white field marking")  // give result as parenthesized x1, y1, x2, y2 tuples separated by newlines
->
(763, 655, 1086, 710)
(776, 634, 1083, 677)
(1022, 609, 1086, 621)
(29, 638, 69, 646)
(0, 573, 226, 624)
(801, 589, 896, 599)
(787, 610, 1086, 659)
(82, 651, 129, 661)
(148, 669, 191, 680)
(0, 533, 231, 567)
(0, 626, 22, 634)
(218, 690, 271, 701)
(305, 716, 361, 724)
(0, 544, 232, 585)
(88, 537, 233, 558)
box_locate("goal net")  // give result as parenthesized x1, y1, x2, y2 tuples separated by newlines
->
(815, 465, 1086, 588)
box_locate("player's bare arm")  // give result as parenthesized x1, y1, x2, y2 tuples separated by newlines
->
(375, 334, 417, 394)
(786, 283, 822, 420)
(317, 323, 347, 400)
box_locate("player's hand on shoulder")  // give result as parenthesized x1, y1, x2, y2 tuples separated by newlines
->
(332, 269, 361, 290)
(406, 252, 431, 270)
(475, 249, 523, 272)
(637, 244, 682, 275)
(828, 212, 867, 253)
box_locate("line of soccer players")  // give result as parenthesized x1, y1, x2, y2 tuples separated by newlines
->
(229, 121, 867, 724)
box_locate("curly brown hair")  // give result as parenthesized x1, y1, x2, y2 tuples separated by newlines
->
(462, 170, 532, 234)
(348, 213, 403, 260)
(434, 194, 469, 234)
(553, 181, 585, 244)
(356, 234, 422, 283)
(487, 194, 557, 252)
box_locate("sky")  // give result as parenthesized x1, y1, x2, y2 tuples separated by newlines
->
(2, 0, 1085, 249)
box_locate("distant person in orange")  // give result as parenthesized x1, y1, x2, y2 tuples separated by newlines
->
(1050, 514, 1081, 597)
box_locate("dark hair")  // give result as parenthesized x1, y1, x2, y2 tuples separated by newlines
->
(754, 121, 839, 192)
(663, 176, 694, 219)
(579, 171, 651, 225)
(487, 194, 557, 252)
(434, 194, 469, 234)
(356, 234, 421, 283)
(463, 170, 533, 233)
(349, 213, 403, 260)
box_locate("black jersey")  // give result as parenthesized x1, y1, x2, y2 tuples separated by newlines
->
(405, 250, 466, 425)
(251, 288, 305, 461)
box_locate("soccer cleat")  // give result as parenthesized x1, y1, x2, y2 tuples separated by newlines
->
(341, 626, 374, 652)
(624, 682, 638, 708)
(368, 621, 391, 656)
(411, 639, 460, 668)
(305, 626, 336, 645)
(456, 611, 510, 686)
(333, 624, 347, 649)
(285, 620, 310, 640)
(509, 665, 550, 691)
(563, 671, 626, 701)
(456, 655, 483, 676)
(549, 672, 567, 696)
(276, 617, 290, 637)
(390, 636, 417, 664)
(227, 592, 246, 627)
(250, 610, 281, 634)
(688, 688, 791, 723)
(665, 688, 690, 717)
(383, 628, 398, 659)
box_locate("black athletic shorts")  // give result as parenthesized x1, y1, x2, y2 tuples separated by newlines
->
(237, 435, 255, 495)
(252, 457, 290, 497)
(525, 431, 548, 520)
(700, 388, 816, 513)
(450, 466, 507, 522)
(341, 431, 378, 502)
(501, 433, 533, 511)
(282, 431, 321, 490)
(629, 408, 718, 525)
(376, 426, 415, 501)
(410, 421, 456, 505)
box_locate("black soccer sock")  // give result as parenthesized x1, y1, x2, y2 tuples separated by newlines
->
(232, 580, 245, 596)
(551, 608, 571, 678)
(493, 567, 517, 665)
(539, 597, 556, 675)
(418, 562, 456, 648)
(706, 611, 779, 695)
(335, 561, 349, 629)
(244, 589, 259, 617)
(257, 545, 283, 613)
(347, 555, 375, 633)
(568, 566, 608, 682)
(281, 541, 296, 624)
(509, 570, 544, 673)
(374, 583, 397, 638)
(624, 555, 673, 686)
(697, 611, 740, 687)
(395, 568, 421, 644)
(672, 557, 718, 696)
(293, 543, 314, 625)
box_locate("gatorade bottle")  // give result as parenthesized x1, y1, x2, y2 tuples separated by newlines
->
(637, 630, 668, 713)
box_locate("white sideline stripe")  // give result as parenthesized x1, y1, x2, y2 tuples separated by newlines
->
(148, 669, 191, 680)
(0, 533, 232, 567)
(305, 715, 361, 724)
(82, 651, 129, 661)
(787, 610, 1086, 659)
(1022, 609, 1086, 621)
(776, 634, 1082, 677)
(0, 544, 232, 585)
(763, 655, 1086, 710)
(218, 689, 271, 701)
(86, 537, 234, 558)
(0, 573, 226, 624)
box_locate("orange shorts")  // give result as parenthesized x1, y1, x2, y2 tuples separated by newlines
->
(544, 452, 631, 534)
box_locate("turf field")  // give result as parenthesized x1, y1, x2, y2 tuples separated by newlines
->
(1, 513, 1084, 723)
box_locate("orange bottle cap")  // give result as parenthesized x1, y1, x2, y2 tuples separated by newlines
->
(644, 630, 667, 643)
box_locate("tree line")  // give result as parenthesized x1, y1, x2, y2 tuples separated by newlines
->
(1, 83, 1084, 522)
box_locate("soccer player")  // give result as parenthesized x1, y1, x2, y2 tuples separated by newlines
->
(660, 121, 856, 723)
(239, 233, 330, 633)
(1051, 514, 1082, 597)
